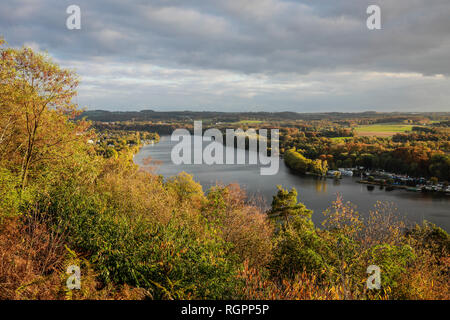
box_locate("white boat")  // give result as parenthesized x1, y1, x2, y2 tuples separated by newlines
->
(338, 168, 354, 177)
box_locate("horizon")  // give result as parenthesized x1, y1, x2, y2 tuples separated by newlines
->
(83, 109, 450, 114)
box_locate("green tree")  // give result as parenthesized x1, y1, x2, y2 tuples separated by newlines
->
(0, 42, 90, 190)
(268, 186, 312, 225)
(284, 149, 311, 174)
(271, 215, 327, 277)
(429, 154, 450, 181)
(310, 159, 328, 176)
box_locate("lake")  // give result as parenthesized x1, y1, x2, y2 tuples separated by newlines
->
(134, 135, 450, 232)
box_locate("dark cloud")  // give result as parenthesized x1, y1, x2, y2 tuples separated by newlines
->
(1, 0, 449, 111)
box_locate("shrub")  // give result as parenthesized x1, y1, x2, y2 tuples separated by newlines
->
(271, 215, 328, 277)
(203, 184, 273, 269)
(41, 167, 242, 299)
(367, 244, 415, 290)
(0, 168, 21, 222)
(0, 217, 65, 299)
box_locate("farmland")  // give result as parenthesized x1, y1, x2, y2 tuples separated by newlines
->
(354, 123, 414, 137)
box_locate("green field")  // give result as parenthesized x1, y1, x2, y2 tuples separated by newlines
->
(354, 123, 414, 137)
(235, 120, 263, 124)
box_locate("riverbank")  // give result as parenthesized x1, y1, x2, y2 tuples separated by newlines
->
(134, 136, 450, 232)
(358, 179, 450, 195)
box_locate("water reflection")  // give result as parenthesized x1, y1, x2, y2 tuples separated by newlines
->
(315, 178, 327, 193)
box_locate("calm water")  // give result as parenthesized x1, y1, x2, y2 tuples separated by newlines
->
(134, 135, 450, 232)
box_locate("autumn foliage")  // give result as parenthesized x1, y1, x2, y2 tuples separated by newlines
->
(0, 39, 448, 300)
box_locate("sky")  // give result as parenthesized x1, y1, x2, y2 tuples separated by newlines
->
(1, 0, 450, 112)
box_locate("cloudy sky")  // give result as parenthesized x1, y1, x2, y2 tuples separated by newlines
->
(1, 0, 450, 112)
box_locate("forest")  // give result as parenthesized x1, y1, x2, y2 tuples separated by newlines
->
(92, 113, 450, 181)
(1, 40, 449, 300)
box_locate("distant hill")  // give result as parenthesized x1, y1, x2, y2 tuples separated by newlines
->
(79, 110, 450, 123)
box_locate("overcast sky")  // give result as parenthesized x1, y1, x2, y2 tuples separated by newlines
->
(1, 0, 450, 112)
